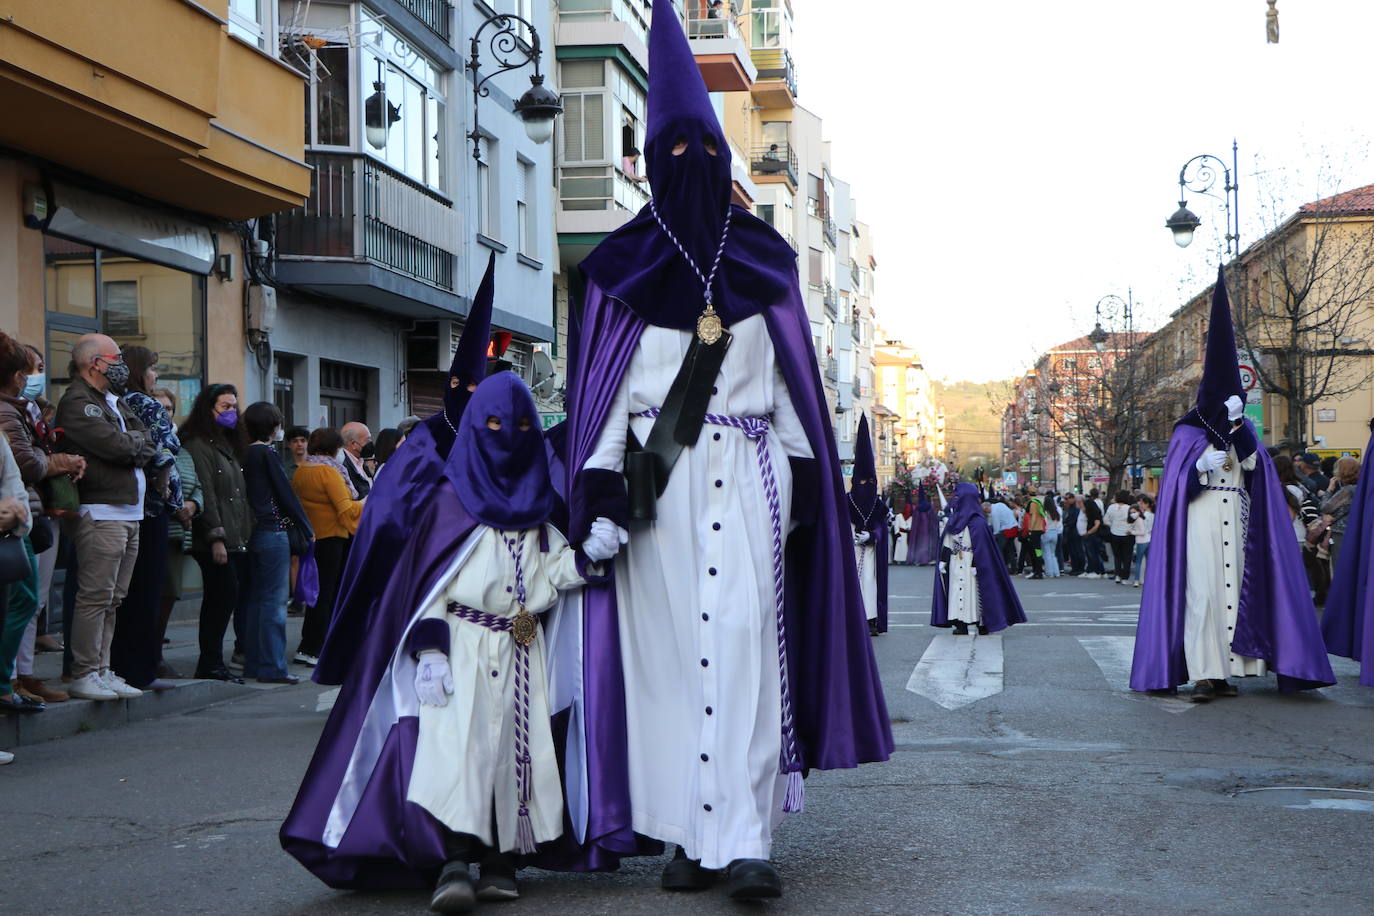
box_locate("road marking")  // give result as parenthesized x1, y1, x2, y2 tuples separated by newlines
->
(905, 632, 1004, 710)
(316, 687, 340, 713)
(1101, 604, 1142, 609)
(1076, 636, 1194, 714)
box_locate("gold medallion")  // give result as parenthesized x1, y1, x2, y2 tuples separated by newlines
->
(696, 304, 723, 345)
(1222, 459, 1233, 472)
(511, 607, 537, 647)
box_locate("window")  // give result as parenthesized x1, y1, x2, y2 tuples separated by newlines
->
(1087, 355, 1103, 370)
(477, 137, 498, 239)
(756, 204, 775, 227)
(228, 0, 271, 48)
(516, 158, 535, 257)
(560, 61, 606, 166)
(102, 281, 141, 336)
(1060, 357, 1076, 371)
(360, 10, 446, 190)
(749, 6, 790, 50)
(808, 247, 822, 288)
(807, 174, 822, 217)
(306, 47, 351, 147)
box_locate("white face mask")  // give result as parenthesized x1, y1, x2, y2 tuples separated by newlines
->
(271, 427, 285, 443)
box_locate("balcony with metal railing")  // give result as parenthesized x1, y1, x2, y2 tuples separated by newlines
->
(558, 165, 650, 214)
(749, 48, 798, 105)
(749, 142, 798, 187)
(685, 4, 743, 42)
(822, 216, 837, 248)
(822, 281, 837, 316)
(275, 152, 461, 314)
(396, 0, 453, 41)
(823, 356, 838, 381)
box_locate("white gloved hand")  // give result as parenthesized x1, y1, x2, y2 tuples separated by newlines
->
(1225, 395, 1245, 421)
(414, 650, 453, 707)
(1196, 450, 1228, 473)
(590, 516, 629, 545)
(938, 561, 947, 575)
(971, 566, 979, 577)
(854, 530, 871, 545)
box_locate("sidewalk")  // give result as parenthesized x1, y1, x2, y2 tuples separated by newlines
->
(1, 603, 314, 749)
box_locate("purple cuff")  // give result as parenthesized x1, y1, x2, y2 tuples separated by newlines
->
(407, 618, 450, 659)
(574, 545, 610, 584)
(788, 457, 819, 525)
(571, 467, 628, 541)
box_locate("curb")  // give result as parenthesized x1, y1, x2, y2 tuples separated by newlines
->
(1, 679, 265, 748)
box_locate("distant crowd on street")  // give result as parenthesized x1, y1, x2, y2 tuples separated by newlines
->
(0, 330, 416, 765)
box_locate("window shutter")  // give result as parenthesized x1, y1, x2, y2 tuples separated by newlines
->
(562, 94, 584, 162)
(514, 159, 528, 203)
(583, 93, 605, 161)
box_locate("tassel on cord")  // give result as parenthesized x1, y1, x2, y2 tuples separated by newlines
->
(783, 769, 805, 813)
(516, 806, 537, 854)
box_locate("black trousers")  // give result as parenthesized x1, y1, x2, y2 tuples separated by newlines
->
(1026, 531, 1044, 577)
(1109, 533, 1134, 581)
(110, 513, 169, 688)
(194, 549, 249, 673)
(999, 534, 1017, 571)
(298, 536, 351, 657)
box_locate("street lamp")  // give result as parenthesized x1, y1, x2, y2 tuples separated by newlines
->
(364, 59, 401, 150)
(1166, 140, 1240, 257)
(1089, 293, 1131, 352)
(467, 14, 563, 159)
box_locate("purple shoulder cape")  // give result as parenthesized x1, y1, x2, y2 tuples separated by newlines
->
(281, 482, 478, 888)
(560, 281, 893, 869)
(1321, 427, 1374, 686)
(929, 517, 1027, 632)
(1130, 422, 1335, 692)
(909, 501, 940, 566)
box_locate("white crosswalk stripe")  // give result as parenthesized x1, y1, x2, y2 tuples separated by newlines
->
(905, 632, 1004, 710)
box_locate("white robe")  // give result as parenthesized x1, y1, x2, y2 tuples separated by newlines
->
(407, 525, 585, 851)
(942, 526, 981, 625)
(584, 314, 813, 869)
(1183, 444, 1267, 681)
(893, 514, 912, 561)
(854, 540, 877, 621)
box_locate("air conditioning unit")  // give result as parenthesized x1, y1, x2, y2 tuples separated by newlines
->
(407, 320, 460, 372)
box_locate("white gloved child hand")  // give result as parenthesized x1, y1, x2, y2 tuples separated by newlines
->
(1225, 395, 1245, 421)
(1196, 450, 1228, 473)
(938, 561, 947, 575)
(414, 650, 453, 707)
(854, 530, 871, 545)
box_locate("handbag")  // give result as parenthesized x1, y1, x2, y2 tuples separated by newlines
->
(293, 542, 320, 607)
(44, 474, 81, 518)
(0, 533, 31, 584)
(286, 519, 311, 557)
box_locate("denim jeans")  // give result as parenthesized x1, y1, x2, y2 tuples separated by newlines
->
(244, 528, 291, 679)
(1041, 528, 1061, 577)
(1082, 533, 1105, 575)
(1131, 541, 1150, 583)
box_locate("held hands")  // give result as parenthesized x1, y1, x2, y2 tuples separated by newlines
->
(1225, 395, 1245, 422)
(414, 650, 453, 707)
(583, 516, 629, 563)
(1196, 450, 1228, 473)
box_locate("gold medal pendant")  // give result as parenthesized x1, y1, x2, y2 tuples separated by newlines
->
(511, 607, 537, 647)
(697, 303, 723, 345)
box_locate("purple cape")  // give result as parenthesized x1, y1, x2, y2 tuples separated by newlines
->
(1320, 427, 1374, 686)
(1130, 422, 1335, 691)
(560, 280, 893, 869)
(281, 483, 478, 888)
(908, 498, 940, 566)
(930, 483, 1026, 632)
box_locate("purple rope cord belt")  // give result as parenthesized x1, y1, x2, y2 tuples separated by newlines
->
(634, 408, 804, 812)
(447, 531, 543, 854)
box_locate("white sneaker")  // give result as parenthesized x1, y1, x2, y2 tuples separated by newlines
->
(68, 673, 118, 701)
(99, 670, 143, 699)
(293, 652, 319, 667)
(0, 750, 13, 765)
(1083, 573, 1100, 580)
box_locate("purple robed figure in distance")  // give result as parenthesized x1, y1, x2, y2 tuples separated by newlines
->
(931, 482, 1026, 634)
(1320, 418, 1374, 686)
(1130, 268, 1334, 695)
(848, 414, 889, 634)
(557, 0, 891, 893)
(908, 480, 940, 566)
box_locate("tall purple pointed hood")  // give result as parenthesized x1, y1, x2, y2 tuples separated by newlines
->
(1180, 266, 1244, 445)
(576, 0, 796, 330)
(445, 251, 497, 421)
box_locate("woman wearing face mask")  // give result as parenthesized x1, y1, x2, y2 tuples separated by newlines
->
(104, 346, 182, 690)
(180, 384, 252, 683)
(0, 333, 83, 709)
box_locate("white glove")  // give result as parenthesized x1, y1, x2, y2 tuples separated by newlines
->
(938, 561, 947, 574)
(854, 530, 871, 545)
(1225, 395, 1244, 421)
(591, 516, 629, 545)
(583, 517, 626, 563)
(1196, 450, 1228, 473)
(414, 650, 453, 707)
(971, 566, 979, 577)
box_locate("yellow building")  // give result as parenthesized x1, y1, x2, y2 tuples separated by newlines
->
(0, 0, 308, 408)
(874, 333, 941, 470)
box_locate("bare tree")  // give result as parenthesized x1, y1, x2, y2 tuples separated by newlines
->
(1230, 189, 1374, 446)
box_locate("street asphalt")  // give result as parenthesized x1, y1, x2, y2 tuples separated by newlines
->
(3, 566, 1372, 915)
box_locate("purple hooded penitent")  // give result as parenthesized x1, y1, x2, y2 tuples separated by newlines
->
(849, 414, 889, 632)
(314, 253, 498, 686)
(908, 480, 940, 566)
(930, 482, 1026, 632)
(449, 373, 555, 529)
(554, 0, 892, 872)
(1320, 419, 1374, 686)
(1130, 268, 1334, 692)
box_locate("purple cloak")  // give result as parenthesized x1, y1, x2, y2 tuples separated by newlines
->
(851, 497, 890, 634)
(1130, 422, 1335, 692)
(1320, 426, 1374, 686)
(908, 492, 940, 566)
(560, 281, 894, 869)
(930, 483, 1027, 632)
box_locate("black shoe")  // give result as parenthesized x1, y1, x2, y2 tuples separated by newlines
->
(0, 692, 45, 714)
(868, 620, 881, 637)
(156, 660, 184, 680)
(1190, 679, 1215, 703)
(195, 666, 245, 685)
(661, 846, 715, 891)
(430, 860, 476, 912)
(977, 624, 990, 636)
(1029, 574, 1044, 580)
(726, 859, 782, 901)
(257, 674, 301, 685)
(1212, 679, 1238, 697)
(1146, 687, 1178, 697)
(952, 621, 970, 636)
(475, 854, 519, 902)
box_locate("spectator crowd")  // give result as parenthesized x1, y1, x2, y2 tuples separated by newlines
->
(0, 331, 414, 766)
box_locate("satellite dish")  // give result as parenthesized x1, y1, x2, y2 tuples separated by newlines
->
(530, 349, 557, 398)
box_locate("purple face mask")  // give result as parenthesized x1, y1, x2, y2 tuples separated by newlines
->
(214, 409, 238, 429)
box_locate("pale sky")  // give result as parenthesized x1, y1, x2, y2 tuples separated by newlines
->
(791, 0, 1374, 382)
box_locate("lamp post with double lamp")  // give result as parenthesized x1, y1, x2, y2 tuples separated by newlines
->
(1087, 292, 1144, 490)
(466, 13, 563, 159)
(1165, 141, 1240, 257)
